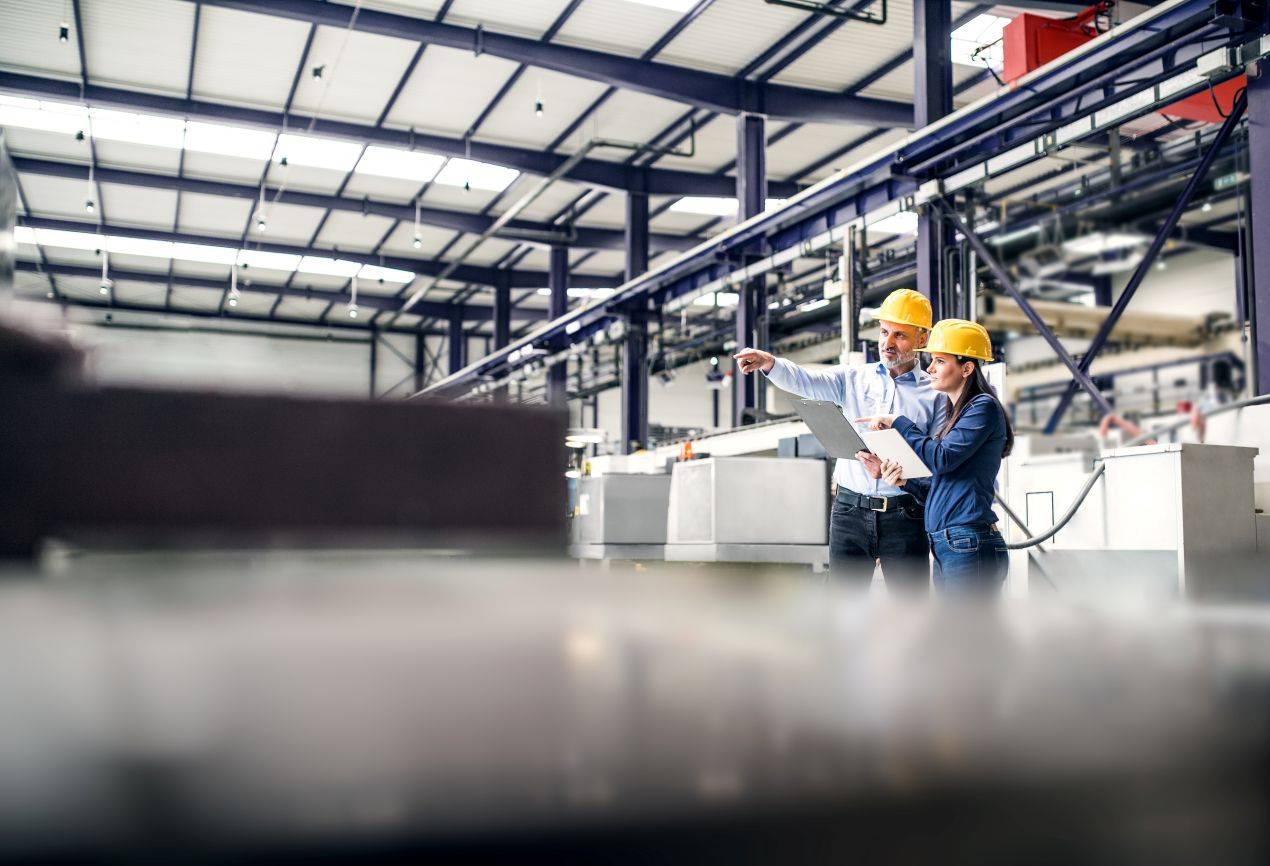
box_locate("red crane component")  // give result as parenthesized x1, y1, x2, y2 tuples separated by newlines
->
(1001, 1, 1244, 124)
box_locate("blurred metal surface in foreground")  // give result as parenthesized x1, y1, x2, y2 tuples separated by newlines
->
(1, 554, 1268, 864)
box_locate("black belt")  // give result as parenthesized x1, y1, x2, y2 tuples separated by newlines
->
(836, 488, 918, 513)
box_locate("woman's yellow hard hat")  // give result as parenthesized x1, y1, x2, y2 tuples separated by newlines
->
(875, 289, 933, 330)
(926, 319, 994, 362)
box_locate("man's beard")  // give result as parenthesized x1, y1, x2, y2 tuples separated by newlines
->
(882, 348, 918, 370)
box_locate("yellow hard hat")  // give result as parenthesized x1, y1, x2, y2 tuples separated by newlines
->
(926, 319, 994, 362)
(876, 288, 933, 330)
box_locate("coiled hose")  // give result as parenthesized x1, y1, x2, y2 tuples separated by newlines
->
(994, 393, 1270, 550)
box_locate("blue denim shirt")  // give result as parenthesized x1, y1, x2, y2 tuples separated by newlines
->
(765, 358, 945, 496)
(894, 393, 1006, 532)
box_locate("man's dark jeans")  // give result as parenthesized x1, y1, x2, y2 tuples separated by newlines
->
(829, 489, 931, 590)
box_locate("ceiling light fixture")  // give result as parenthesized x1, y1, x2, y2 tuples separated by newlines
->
(413, 199, 423, 248)
(59, 22, 69, 42)
(348, 275, 359, 319)
(1201, 200, 1214, 213)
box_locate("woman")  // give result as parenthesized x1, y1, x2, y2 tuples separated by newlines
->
(858, 319, 1014, 594)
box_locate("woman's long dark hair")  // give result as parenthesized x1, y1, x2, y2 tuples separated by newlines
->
(936, 357, 1014, 458)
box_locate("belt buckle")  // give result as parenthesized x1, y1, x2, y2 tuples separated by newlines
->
(871, 495, 889, 512)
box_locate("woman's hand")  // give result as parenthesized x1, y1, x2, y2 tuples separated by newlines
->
(856, 414, 898, 431)
(856, 451, 882, 479)
(880, 459, 905, 488)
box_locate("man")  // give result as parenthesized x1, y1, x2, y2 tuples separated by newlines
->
(733, 289, 944, 589)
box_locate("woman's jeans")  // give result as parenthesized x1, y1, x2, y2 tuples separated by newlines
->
(927, 524, 1008, 594)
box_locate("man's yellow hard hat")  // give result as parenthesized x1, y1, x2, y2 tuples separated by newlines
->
(876, 288, 933, 330)
(926, 319, 994, 362)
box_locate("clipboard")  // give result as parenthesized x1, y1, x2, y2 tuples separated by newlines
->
(793, 398, 932, 479)
(792, 399, 869, 459)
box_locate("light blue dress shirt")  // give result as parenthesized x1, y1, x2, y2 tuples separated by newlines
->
(765, 357, 946, 496)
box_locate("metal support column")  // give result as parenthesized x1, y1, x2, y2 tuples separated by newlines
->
(369, 333, 378, 399)
(622, 189, 650, 452)
(1093, 275, 1113, 308)
(734, 112, 767, 428)
(493, 272, 511, 351)
(621, 313, 649, 453)
(414, 332, 426, 392)
(940, 204, 1115, 417)
(914, 0, 953, 318)
(546, 245, 569, 408)
(1247, 66, 1270, 395)
(448, 307, 466, 375)
(1044, 89, 1249, 430)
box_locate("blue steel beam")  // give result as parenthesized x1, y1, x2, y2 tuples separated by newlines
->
(0, 72, 755, 199)
(13, 260, 545, 323)
(11, 156, 697, 255)
(546, 245, 570, 407)
(448, 307, 466, 374)
(914, 0, 954, 319)
(622, 188, 651, 452)
(734, 113, 766, 427)
(15, 215, 615, 290)
(189, 0, 915, 126)
(424, 0, 1238, 398)
(1248, 61, 1270, 395)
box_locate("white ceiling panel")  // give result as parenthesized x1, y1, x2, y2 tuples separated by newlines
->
(500, 177, 587, 223)
(104, 252, 170, 274)
(225, 288, 277, 317)
(799, 127, 906, 184)
(0, 127, 93, 162)
(176, 191, 252, 237)
(82, 0, 192, 95)
(574, 248, 623, 276)
(98, 182, 179, 229)
(338, 0, 460, 22)
(273, 296, 331, 320)
(343, 169, 432, 204)
(383, 45, 520, 137)
(477, 69, 610, 151)
(15, 171, 98, 217)
(248, 201, 328, 245)
(110, 278, 166, 307)
(264, 161, 352, 197)
(183, 152, 271, 185)
(380, 221, 458, 258)
(172, 260, 232, 280)
(447, 0, 573, 38)
(765, 121, 872, 181)
(95, 140, 181, 174)
(290, 26, 419, 124)
(582, 90, 692, 159)
(660, 0, 808, 76)
(421, 179, 503, 213)
(456, 236, 519, 267)
(13, 269, 52, 298)
(649, 114, 736, 173)
(770, 1, 918, 92)
(0, 0, 83, 80)
(56, 275, 111, 302)
(43, 247, 106, 269)
(169, 285, 226, 312)
(191, 6, 311, 110)
(289, 272, 351, 292)
(554, 0, 681, 59)
(314, 210, 397, 253)
(571, 191, 627, 229)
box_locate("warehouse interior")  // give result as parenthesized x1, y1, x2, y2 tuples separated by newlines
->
(3, 0, 1270, 861)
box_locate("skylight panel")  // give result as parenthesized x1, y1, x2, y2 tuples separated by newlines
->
(0, 96, 88, 135)
(34, 228, 105, 251)
(358, 264, 414, 283)
(621, 0, 697, 11)
(13, 226, 37, 245)
(184, 121, 277, 160)
(950, 14, 1011, 70)
(275, 133, 363, 171)
(355, 146, 445, 182)
(869, 210, 919, 236)
(298, 256, 362, 277)
(171, 242, 240, 265)
(237, 249, 301, 271)
(433, 158, 519, 193)
(106, 236, 176, 258)
(88, 107, 185, 149)
(670, 197, 788, 217)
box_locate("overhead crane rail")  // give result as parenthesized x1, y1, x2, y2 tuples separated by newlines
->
(422, 0, 1268, 402)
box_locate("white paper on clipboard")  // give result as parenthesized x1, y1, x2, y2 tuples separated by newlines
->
(861, 428, 932, 479)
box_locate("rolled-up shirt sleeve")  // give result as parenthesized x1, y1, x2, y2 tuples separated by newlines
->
(763, 357, 845, 404)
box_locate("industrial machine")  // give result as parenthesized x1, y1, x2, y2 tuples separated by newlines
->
(570, 473, 672, 561)
(664, 457, 829, 570)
